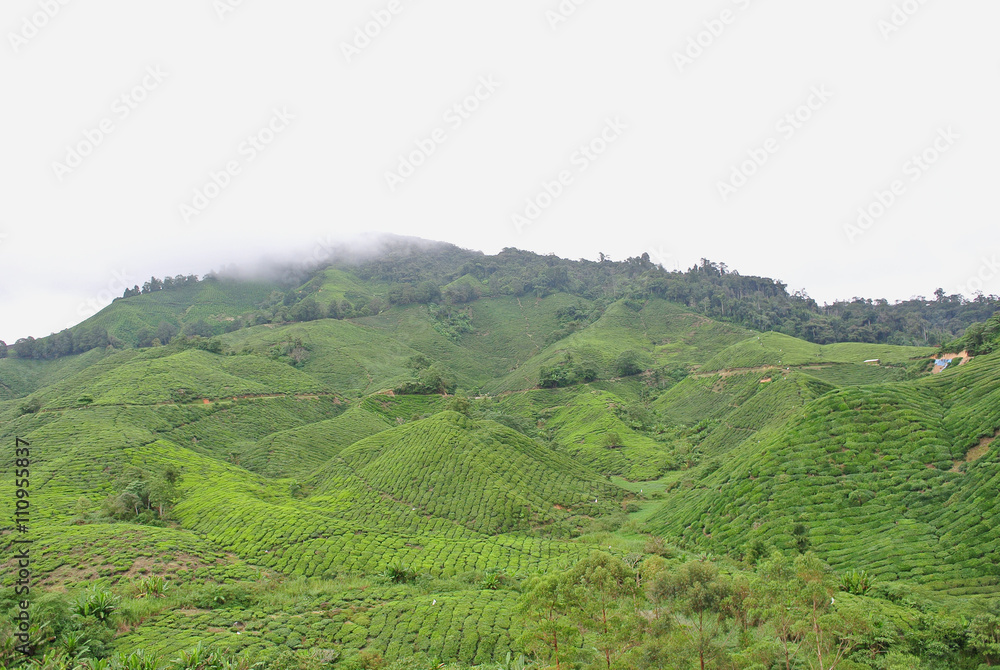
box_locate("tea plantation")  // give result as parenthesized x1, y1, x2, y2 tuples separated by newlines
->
(2, 244, 1000, 668)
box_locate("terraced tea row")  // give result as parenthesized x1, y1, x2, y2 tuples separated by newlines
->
(649, 353, 1000, 594)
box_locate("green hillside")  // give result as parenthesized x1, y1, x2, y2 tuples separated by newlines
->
(647, 352, 1000, 596)
(241, 405, 392, 479)
(320, 411, 622, 534)
(2, 241, 1000, 669)
(699, 331, 935, 372)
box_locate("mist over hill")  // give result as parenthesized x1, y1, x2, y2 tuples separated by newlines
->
(3, 236, 998, 361)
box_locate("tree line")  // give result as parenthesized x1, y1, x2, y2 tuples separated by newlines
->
(5, 243, 999, 363)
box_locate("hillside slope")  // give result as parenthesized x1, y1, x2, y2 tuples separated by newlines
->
(648, 352, 1000, 596)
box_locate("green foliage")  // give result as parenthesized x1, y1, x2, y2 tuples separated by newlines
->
(538, 352, 598, 389)
(967, 613, 1000, 666)
(380, 562, 418, 584)
(73, 588, 120, 623)
(841, 569, 876, 595)
(601, 431, 623, 449)
(613, 349, 650, 377)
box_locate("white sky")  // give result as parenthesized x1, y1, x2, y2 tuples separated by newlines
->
(1, 0, 998, 343)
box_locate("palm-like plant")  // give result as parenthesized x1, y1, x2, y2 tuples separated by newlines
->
(114, 649, 161, 670)
(72, 589, 120, 623)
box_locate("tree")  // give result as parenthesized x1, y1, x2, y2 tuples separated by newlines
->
(182, 319, 213, 339)
(565, 552, 643, 670)
(148, 477, 178, 518)
(794, 552, 867, 669)
(968, 614, 1000, 666)
(53, 330, 73, 357)
(291, 296, 322, 322)
(388, 283, 418, 305)
(653, 560, 731, 670)
(419, 366, 452, 395)
(0, 340, 6, 358)
(141, 276, 163, 293)
(446, 396, 472, 416)
(13, 337, 36, 359)
(135, 327, 155, 348)
(792, 523, 810, 553)
(414, 281, 441, 304)
(518, 574, 582, 670)
(156, 321, 178, 345)
(614, 349, 648, 377)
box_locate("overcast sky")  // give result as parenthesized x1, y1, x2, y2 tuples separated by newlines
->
(1, 0, 998, 343)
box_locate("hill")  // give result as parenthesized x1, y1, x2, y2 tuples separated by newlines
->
(316, 411, 622, 534)
(647, 351, 1000, 596)
(3, 241, 1000, 668)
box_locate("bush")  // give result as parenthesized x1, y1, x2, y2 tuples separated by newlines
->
(840, 569, 875, 595)
(379, 562, 417, 584)
(614, 350, 650, 377)
(602, 432, 623, 449)
(72, 589, 119, 623)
